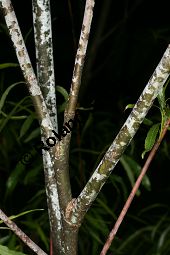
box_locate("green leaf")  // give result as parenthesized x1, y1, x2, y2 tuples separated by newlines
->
(96, 198, 117, 220)
(35, 224, 49, 250)
(1, 111, 27, 120)
(81, 113, 93, 139)
(143, 118, 153, 126)
(142, 123, 160, 159)
(121, 155, 151, 193)
(19, 115, 34, 138)
(0, 63, 19, 70)
(5, 162, 25, 197)
(0, 209, 44, 224)
(23, 127, 40, 143)
(0, 82, 25, 113)
(124, 104, 135, 111)
(56, 85, 68, 101)
(120, 155, 136, 189)
(0, 96, 30, 133)
(56, 85, 69, 112)
(0, 244, 27, 255)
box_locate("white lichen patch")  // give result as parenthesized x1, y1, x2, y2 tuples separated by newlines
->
(49, 184, 62, 228)
(41, 116, 51, 128)
(72, 75, 78, 83)
(29, 83, 41, 96)
(120, 141, 126, 146)
(93, 172, 105, 181)
(70, 87, 75, 96)
(75, 57, 82, 66)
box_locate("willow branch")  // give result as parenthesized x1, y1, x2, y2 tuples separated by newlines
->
(32, 0, 64, 252)
(53, 0, 95, 222)
(64, 0, 95, 122)
(0, 209, 47, 255)
(68, 44, 170, 225)
(100, 118, 170, 255)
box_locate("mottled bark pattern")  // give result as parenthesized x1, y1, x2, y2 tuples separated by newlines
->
(0, 0, 54, 139)
(69, 45, 170, 226)
(32, 1, 64, 253)
(32, 0, 58, 131)
(65, 0, 95, 122)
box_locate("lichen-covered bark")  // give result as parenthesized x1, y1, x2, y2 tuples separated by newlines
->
(43, 152, 65, 254)
(60, 0, 95, 253)
(0, 0, 65, 253)
(0, 0, 53, 138)
(32, 1, 65, 253)
(64, 0, 95, 123)
(69, 44, 170, 226)
(32, 0, 58, 131)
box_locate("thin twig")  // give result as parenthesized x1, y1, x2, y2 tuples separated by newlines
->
(69, 45, 170, 226)
(100, 118, 170, 255)
(0, 209, 47, 255)
(64, 0, 95, 123)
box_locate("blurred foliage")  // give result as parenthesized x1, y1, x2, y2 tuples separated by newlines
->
(0, 0, 170, 255)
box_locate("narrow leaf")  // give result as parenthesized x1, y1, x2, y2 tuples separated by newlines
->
(142, 123, 160, 158)
(23, 128, 40, 143)
(56, 85, 68, 101)
(56, 86, 69, 112)
(0, 244, 27, 255)
(0, 209, 44, 224)
(0, 63, 19, 69)
(5, 162, 25, 197)
(0, 82, 25, 113)
(124, 104, 135, 111)
(19, 115, 34, 138)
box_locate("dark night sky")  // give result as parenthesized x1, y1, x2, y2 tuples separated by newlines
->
(0, 0, 170, 113)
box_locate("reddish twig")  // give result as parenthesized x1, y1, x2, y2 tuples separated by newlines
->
(0, 209, 47, 255)
(100, 118, 170, 255)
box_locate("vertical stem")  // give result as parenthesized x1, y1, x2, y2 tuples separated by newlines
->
(54, 1, 95, 253)
(32, 0, 58, 131)
(32, 0, 64, 253)
(64, 0, 95, 123)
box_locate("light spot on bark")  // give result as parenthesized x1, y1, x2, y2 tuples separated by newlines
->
(29, 84, 41, 96)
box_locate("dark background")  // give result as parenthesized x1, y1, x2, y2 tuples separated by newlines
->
(1, 0, 170, 254)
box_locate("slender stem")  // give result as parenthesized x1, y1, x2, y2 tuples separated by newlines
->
(32, 0, 64, 253)
(32, 0, 58, 131)
(100, 118, 170, 255)
(53, 1, 95, 253)
(56, 0, 95, 219)
(69, 45, 170, 226)
(0, 209, 47, 255)
(64, 0, 95, 123)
